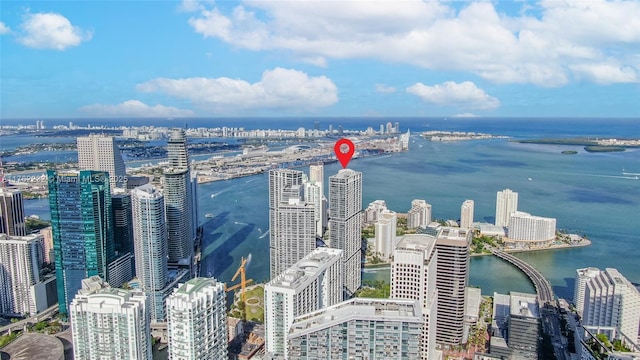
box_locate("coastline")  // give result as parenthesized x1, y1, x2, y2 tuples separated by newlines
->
(363, 238, 592, 268)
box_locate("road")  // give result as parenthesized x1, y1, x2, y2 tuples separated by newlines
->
(0, 304, 59, 334)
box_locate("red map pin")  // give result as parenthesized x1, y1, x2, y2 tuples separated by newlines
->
(334, 138, 355, 168)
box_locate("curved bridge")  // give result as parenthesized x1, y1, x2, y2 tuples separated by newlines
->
(492, 249, 554, 304)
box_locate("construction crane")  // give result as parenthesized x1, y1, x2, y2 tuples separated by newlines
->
(226, 256, 254, 305)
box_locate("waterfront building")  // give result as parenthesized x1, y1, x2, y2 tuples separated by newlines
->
(265, 248, 344, 359)
(495, 189, 518, 228)
(70, 276, 152, 360)
(506, 211, 556, 248)
(268, 169, 316, 279)
(77, 134, 127, 190)
(132, 184, 169, 322)
(166, 277, 228, 360)
(328, 169, 363, 298)
(435, 227, 471, 345)
(460, 199, 474, 229)
(288, 298, 423, 359)
(364, 200, 387, 225)
(407, 199, 432, 229)
(0, 233, 50, 316)
(574, 267, 601, 316)
(0, 188, 26, 236)
(163, 129, 197, 273)
(391, 234, 439, 360)
(48, 170, 114, 314)
(577, 268, 640, 344)
(374, 209, 397, 261)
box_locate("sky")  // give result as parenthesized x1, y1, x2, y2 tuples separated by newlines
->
(0, 0, 639, 119)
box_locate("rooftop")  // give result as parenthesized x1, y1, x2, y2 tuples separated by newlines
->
(510, 292, 539, 318)
(268, 248, 343, 290)
(395, 234, 437, 253)
(0, 333, 64, 360)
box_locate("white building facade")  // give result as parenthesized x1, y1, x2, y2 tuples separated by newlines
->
(264, 248, 344, 359)
(407, 199, 432, 229)
(166, 277, 228, 360)
(495, 189, 518, 228)
(460, 200, 474, 229)
(70, 276, 152, 360)
(506, 211, 556, 248)
(77, 135, 127, 190)
(374, 209, 397, 261)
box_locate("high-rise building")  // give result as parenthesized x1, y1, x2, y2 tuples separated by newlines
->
(288, 298, 423, 360)
(166, 277, 228, 360)
(132, 184, 168, 322)
(268, 169, 313, 279)
(48, 170, 114, 314)
(460, 199, 474, 229)
(40, 226, 54, 264)
(0, 233, 49, 315)
(308, 163, 327, 233)
(391, 234, 439, 360)
(265, 248, 344, 358)
(435, 227, 471, 345)
(70, 276, 152, 360)
(0, 188, 26, 236)
(495, 189, 518, 228)
(506, 211, 556, 248)
(364, 200, 387, 225)
(576, 268, 640, 343)
(328, 169, 362, 298)
(407, 199, 432, 229)
(508, 292, 540, 359)
(77, 135, 127, 190)
(374, 209, 397, 261)
(164, 129, 197, 273)
(574, 267, 601, 316)
(112, 189, 134, 258)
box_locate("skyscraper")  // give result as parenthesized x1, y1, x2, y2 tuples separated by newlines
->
(0, 233, 47, 315)
(70, 276, 152, 360)
(265, 248, 344, 358)
(0, 188, 26, 236)
(132, 184, 168, 322)
(306, 164, 325, 237)
(328, 169, 363, 297)
(288, 298, 423, 360)
(269, 169, 309, 279)
(460, 199, 474, 229)
(391, 234, 439, 360)
(574, 267, 601, 316)
(48, 170, 114, 314)
(435, 227, 471, 345)
(112, 189, 134, 258)
(495, 189, 518, 228)
(163, 130, 197, 272)
(374, 209, 397, 261)
(77, 135, 127, 190)
(166, 277, 228, 360)
(407, 199, 432, 229)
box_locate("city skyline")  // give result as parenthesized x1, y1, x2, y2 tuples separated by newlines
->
(1, 1, 639, 119)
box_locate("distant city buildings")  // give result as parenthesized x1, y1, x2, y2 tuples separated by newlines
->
(407, 199, 432, 229)
(48, 170, 114, 314)
(0, 188, 26, 236)
(460, 199, 474, 229)
(264, 247, 344, 358)
(435, 227, 471, 345)
(288, 298, 423, 360)
(70, 276, 152, 360)
(77, 134, 127, 190)
(495, 189, 518, 228)
(0, 233, 52, 316)
(328, 168, 363, 298)
(166, 277, 228, 360)
(391, 234, 439, 360)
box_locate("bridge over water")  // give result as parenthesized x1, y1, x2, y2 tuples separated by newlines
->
(492, 249, 555, 304)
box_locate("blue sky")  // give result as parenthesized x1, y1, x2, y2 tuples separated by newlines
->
(1, 0, 639, 119)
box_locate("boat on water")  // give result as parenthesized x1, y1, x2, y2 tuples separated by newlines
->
(205, 213, 214, 218)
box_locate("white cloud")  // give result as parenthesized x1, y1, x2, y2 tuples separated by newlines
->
(137, 67, 338, 111)
(185, 0, 640, 86)
(79, 100, 195, 117)
(0, 22, 10, 35)
(406, 81, 500, 110)
(375, 84, 396, 93)
(18, 12, 92, 50)
(569, 63, 638, 84)
(453, 113, 478, 118)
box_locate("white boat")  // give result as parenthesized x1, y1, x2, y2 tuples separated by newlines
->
(205, 213, 214, 218)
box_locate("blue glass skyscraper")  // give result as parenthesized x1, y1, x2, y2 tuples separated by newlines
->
(48, 170, 114, 314)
